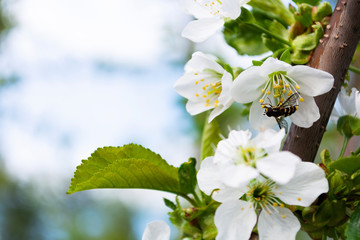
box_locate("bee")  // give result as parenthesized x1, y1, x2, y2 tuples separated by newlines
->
(262, 93, 300, 132)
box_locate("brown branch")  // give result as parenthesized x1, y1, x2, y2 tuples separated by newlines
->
(282, 0, 360, 162)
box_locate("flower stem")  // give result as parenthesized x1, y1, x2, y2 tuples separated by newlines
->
(192, 191, 202, 206)
(249, 23, 291, 46)
(338, 136, 350, 158)
(180, 194, 198, 207)
(349, 65, 360, 74)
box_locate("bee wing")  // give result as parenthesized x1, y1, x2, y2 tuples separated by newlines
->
(276, 117, 289, 133)
(280, 93, 300, 107)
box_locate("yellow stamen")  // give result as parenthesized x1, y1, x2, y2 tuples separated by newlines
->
(296, 85, 300, 89)
(241, 207, 244, 210)
(259, 99, 264, 103)
(195, 93, 199, 97)
(282, 89, 286, 93)
(261, 89, 265, 93)
(297, 197, 302, 201)
(300, 97, 304, 102)
(273, 203, 278, 207)
(200, 78, 204, 81)
(203, 95, 207, 98)
(288, 90, 293, 95)
(280, 203, 284, 208)
(195, 81, 199, 85)
(266, 91, 271, 95)
(285, 84, 290, 88)
(194, 73, 198, 75)
(281, 214, 286, 219)
(262, 105, 265, 108)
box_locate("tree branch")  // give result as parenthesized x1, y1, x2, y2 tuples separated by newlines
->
(282, 0, 360, 162)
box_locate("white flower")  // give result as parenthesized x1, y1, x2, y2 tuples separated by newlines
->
(231, 57, 334, 130)
(332, 88, 360, 121)
(142, 221, 170, 240)
(197, 129, 301, 199)
(174, 51, 234, 122)
(181, 0, 250, 42)
(203, 162, 329, 240)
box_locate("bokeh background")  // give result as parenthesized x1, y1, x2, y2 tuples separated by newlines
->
(0, 0, 354, 239)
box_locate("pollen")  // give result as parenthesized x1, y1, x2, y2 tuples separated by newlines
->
(203, 95, 207, 98)
(259, 99, 264, 103)
(273, 203, 278, 207)
(206, 99, 210, 103)
(194, 73, 198, 75)
(261, 89, 265, 93)
(241, 207, 244, 211)
(279, 192, 282, 195)
(266, 90, 271, 95)
(288, 90, 293, 95)
(195, 81, 199, 85)
(280, 203, 284, 208)
(262, 105, 265, 108)
(195, 93, 199, 97)
(282, 89, 286, 93)
(200, 78, 205, 81)
(297, 197, 302, 201)
(296, 85, 300, 90)
(281, 214, 286, 219)
(299, 97, 304, 102)
(285, 84, 290, 88)
(214, 100, 219, 107)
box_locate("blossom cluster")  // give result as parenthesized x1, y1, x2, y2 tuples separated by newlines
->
(140, 0, 355, 239)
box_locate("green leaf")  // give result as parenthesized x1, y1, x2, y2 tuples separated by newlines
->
(313, 2, 333, 21)
(337, 115, 355, 138)
(346, 204, 360, 240)
(178, 158, 197, 194)
(329, 156, 360, 175)
(252, 60, 263, 66)
(291, 49, 312, 64)
(223, 20, 268, 56)
(67, 144, 181, 194)
(163, 198, 177, 211)
(294, 4, 313, 28)
(280, 49, 291, 64)
(320, 149, 332, 166)
(238, 7, 255, 23)
(292, 24, 324, 51)
(249, 0, 295, 26)
(292, 0, 320, 6)
(201, 117, 221, 160)
(262, 20, 289, 52)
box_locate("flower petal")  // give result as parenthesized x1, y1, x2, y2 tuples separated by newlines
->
(249, 101, 277, 131)
(252, 128, 285, 154)
(186, 100, 212, 115)
(231, 66, 265, 103)
(356, 89, 360, 117)
(142, 221, 170, 240)
(214, 200, 257, 240)
(258, 207, 300, 240)
(180, 0, 213, 19)
(260, 57, 292, 75)
(185, 51, 224, 73)
(214, 130, 252, 164)
(289, 95, 320, 128)
(197, 157, 222, 195)
(212, 185, 246, 203)
(256, 151, 301, 184)
(219, 164, 259, 188)
(287, 66, 334, 97)
(182, 18, 224, 42)
(338, 88, 357, 116)
(275, 162, 328, 207)
(221, 0, 243, 19)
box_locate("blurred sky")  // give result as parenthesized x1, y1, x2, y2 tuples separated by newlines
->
(0, 0, 292, 238)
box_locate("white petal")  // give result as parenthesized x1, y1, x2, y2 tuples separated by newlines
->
(212, 185, 246, 203)
(186, 100, 212, 115)
(231, 66, 265, 103)
(287, 66, 334, 97)
(197, 157, 222, 195)
(180, 0, 213, 19)
(338, 88, 357, 116)
(252, 128, 285, 154)
(220, 164, 259, 188)
(214, 200, 257, 240)
(275, 162, 328, 207)
(249, 100, 277, 131)
(221, 0, 243, 19)
(214, 130, 252, 164)
(260, 57, 292, 75)
(185, 51, 224, 73)
(142, 221, 170, 240)
(290, 95, 320, 128)
(182, 18, 224, 42)
(355, 89, 360, 117)
(256, 151, 301, 184)
(258, 207, 300, 240)
(174, 73, 200, 99)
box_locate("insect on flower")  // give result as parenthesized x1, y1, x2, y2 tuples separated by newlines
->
(262, 93, 300, 132)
